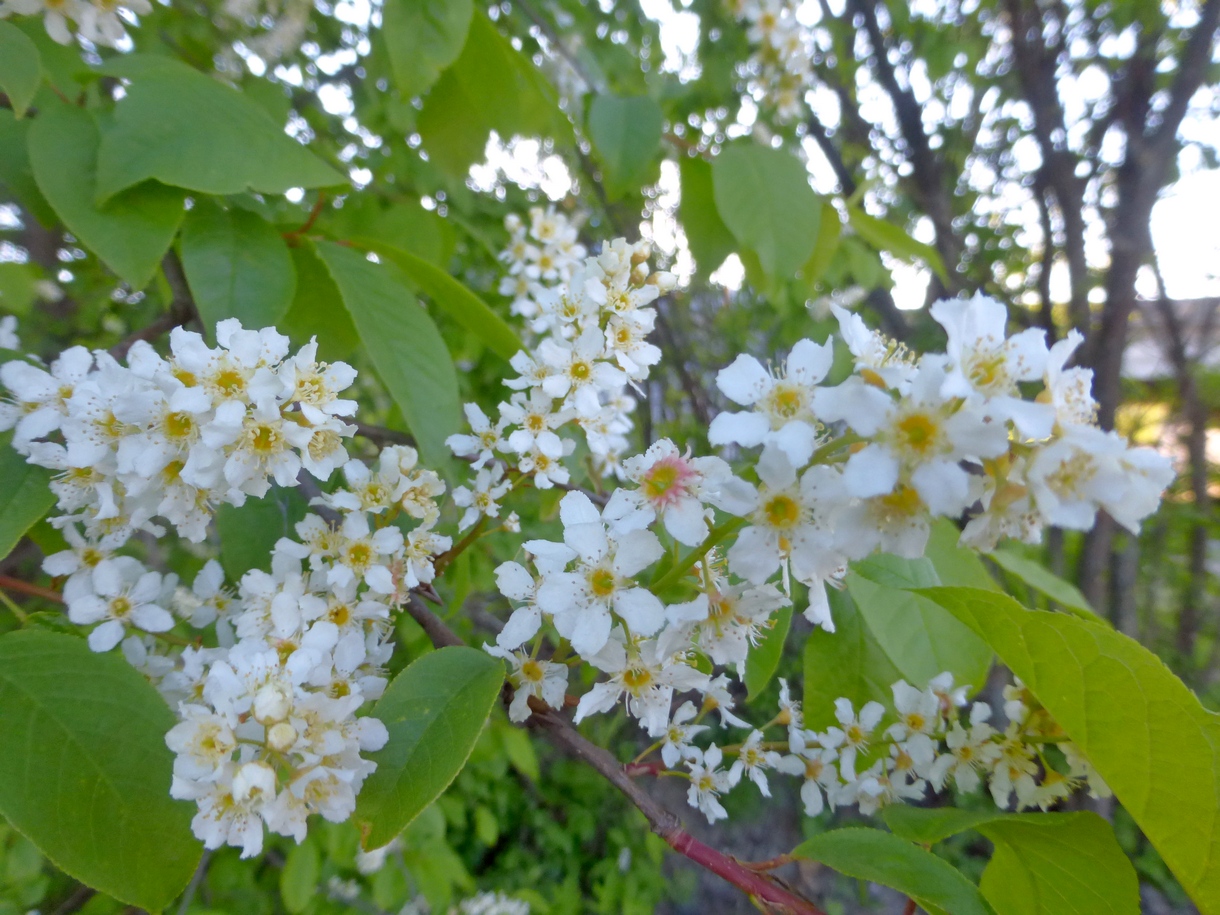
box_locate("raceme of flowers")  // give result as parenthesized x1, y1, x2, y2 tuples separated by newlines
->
(456, 233, 674, 482)
(0, 228, 1172, 853)
(0, 0, 150, 48)
(667, 672, 1110, 824)
(731, 0, 816, 124)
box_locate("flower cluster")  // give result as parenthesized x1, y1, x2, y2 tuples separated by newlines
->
(498, 206, 587, 327)
(671, 673, 1108, 823)
(0, 319, 356, 544)
(732, 0, 814, 124)
(488, 291, 1170, 791)
(450, 237, 675, 487)
(164, 445, 448, 856)
(0, 0, 150, 47)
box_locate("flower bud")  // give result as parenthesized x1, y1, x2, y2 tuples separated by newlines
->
(266, 722, 298, 753)
(252, 681, 292, 724)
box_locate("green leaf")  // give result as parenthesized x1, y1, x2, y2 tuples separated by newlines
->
(803, 588, 900, 730)
(853, 552, 940, 589)
(28, 100, 185, 289)
(314, 240, 461, 471)
(919, 586, 1220, 911)
(744, 604, 792, 700)
(352, 237, 521, 362)
(180, 200, 296, 336)
(883, 807, 1139, 914)
(0, 22, 41, 119)
(279, 841, 320, 915)
(678, 155, 737, 279)
(793, 827, 992, 915)
(0, 435, 54, 561)
(280, 244, 360, 363)
(988, 548, 1098, 620)
(800, 201, 843, 288)
(355, 646, 505, 849)
(586, 94, 664, 198)
(0, 110, 55, 227)
(711, 142, 821, 284)
(847, 572, 993, 692)
(847, 205, 948, 283)
(924, 518, 999, 591)
(382, 0, 474, 98)
(418, 12, 567, 177)
(0, 262, 37, 316)
(978, 814, 1138, 915)
(94, 56, 344, 203)
(883, 805, 1002, 845)
(0, 630, 201, 911)
(214, 488, 308, 582)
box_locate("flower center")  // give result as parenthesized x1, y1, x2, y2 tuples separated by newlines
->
(110, 596, 132, 618)
(588, 567, 617, 598)
(895, 412, 941, 455)
(765, 382, 807, 420)
(521, 659, 544, 683)
(763, 493, 801, 529)
(164, 411, 195, 440)
(248, 423, 282, 455)
(621, 667, 652, 690)
(570, 360, 592, 382)
(641, 457, 689, 504)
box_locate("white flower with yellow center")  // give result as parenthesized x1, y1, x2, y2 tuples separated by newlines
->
(485, 644, 568, 722)
(535, 491, 665, 655)
(685, 745, 734, 823)
(931, 293, 1055, 438)
(66, 555, 174, 652)
(709, 337, 833, 468)
(574, 635, 708, 735)
(446, 402, 509, 468)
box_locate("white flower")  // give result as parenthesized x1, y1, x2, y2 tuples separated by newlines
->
(776, 743, 840, 817)
(661, 701, 707, 767)
(66, 556, 174, 652)
(535, 491, 665, 656)
(708, 338, 833, 468)
(728, 729, 781, 797)
(604, 438, 754, 546)
(819, 358, 1008, 517)
(686, 745, 734, 823)
(726, 449, 842, 606)
(446, 402, 508, 467)
(828, 697, 885, 780)
(172, 762, 271, 858)
(452, 465, 512, 531)
(485, 645, 568, 722)
(930, 293, 1054, 438)
(538, 326, 625, 417)
(1042, 330, 1097, 428)
(279, 340, 358, 424)
(327, 512, 404, 594)
(165, 705, 237, 781)
(830, 304, 918, 392)
(928, 703, 998, 793)
(574, 635, 708, 736)
(0, 345, 93, 452)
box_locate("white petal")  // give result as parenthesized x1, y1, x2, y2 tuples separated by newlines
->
(787, 338, 834, 385)
(842, 445, 899, 498)
(715, 355, 770, 406)
(613, 587, 665, 636)
(612, 529, 663, 577)
(708, 411, 769, 448)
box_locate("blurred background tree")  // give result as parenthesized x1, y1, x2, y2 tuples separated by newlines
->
(1, 0, 1218, 912)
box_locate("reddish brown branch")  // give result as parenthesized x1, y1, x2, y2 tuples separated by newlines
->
(400, 595, 824, 914)
(0, 575, 65, 604)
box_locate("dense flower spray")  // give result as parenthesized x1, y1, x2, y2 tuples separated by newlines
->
(0, 228, 1172, 851)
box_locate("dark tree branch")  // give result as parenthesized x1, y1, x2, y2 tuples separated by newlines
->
(849, 0, 963, 294)
(110, 251, 200, 360)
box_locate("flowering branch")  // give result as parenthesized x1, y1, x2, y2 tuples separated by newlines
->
(401, 595, 825, 915)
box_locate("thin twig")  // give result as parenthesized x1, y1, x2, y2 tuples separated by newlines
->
(355, 423, 416, 448)
(111, 251, 200, 360)
(176, 850, 211, 915)
(0, 574, 65, 604)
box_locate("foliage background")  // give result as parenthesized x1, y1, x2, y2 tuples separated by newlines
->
(0, 0, 1218, 912)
